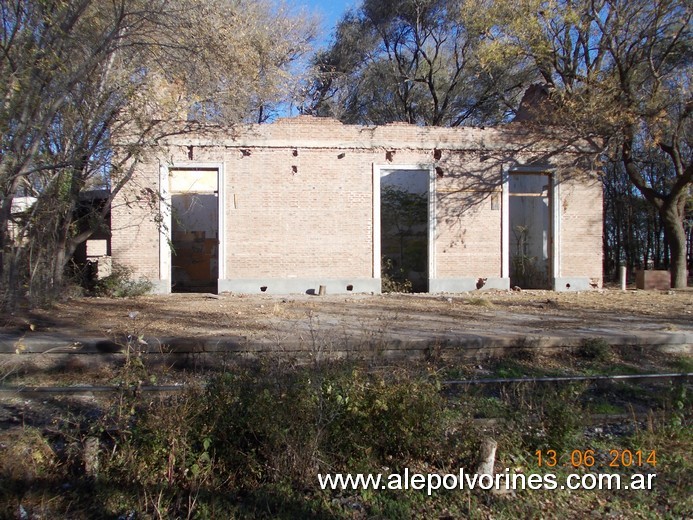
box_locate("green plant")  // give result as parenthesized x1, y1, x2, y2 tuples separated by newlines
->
(589, 401, 624, 415)
(2, 357, 690, 519)
(667, 382, 689, 429)
(503, 382, 587, 453)
(541, 391, 584, 451)
(320, 370, 446, 466)
(671, 356, 693, 373)
(93, 262, 153, 297)
(576, 338, 612, 362)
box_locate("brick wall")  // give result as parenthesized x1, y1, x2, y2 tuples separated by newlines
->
(435, 153, 503, 278)
(110, 161, 161, 280)
(222, 147, 374, 279)
(111, 116, 603, 292)
(559, 173, 604, 285)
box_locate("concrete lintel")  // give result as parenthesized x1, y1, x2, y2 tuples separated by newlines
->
(553, 277, 593, 291)
(429, 277, 510, 293)
(218, 278, 381, 295)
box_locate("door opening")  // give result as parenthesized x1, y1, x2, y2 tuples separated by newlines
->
(169, 168, 219, 293)
(508, 172, 552, 289)
(380, 169, 430, 293)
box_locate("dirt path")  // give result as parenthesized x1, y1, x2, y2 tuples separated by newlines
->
(4, 288, 691, 340)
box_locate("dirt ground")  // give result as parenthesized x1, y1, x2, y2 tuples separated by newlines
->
(3, 287, 692, 339)
(1, 290, 691, 489)
(1, 290, 691, 520)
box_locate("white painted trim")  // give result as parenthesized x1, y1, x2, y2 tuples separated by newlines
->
(505, 165, 560, 287)
(373, 164, 436, 288)
(501, 167, 510, 279)
(158, 163, 171, 291)
(160, 162, 225, 292)
(217, 163, 227, 281)
(551, 175, 561, 279)
(428, 166, 437, 282)
(372, 164, 380, 279)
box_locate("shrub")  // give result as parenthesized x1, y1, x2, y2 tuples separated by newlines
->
(510, 383, 587, 452)
(104, 367, 449, 500)
(319, 370, 446, 466)
(93, 262, 153, 297)
(576, 338, 612, 362)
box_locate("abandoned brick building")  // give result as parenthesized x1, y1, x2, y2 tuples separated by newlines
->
(110, 116, 602, 294)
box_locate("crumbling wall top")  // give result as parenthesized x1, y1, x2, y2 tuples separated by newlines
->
(149, 115, 599, 155)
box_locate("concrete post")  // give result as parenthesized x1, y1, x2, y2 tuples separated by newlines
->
(620, 266, 627, 291)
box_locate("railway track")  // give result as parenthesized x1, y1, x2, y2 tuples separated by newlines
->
(0, 371, 689, 398)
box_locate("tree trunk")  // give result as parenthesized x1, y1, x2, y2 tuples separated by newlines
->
(661, 203, 688, 288)
(621, 131, 690, 288)
(1, 247, 21, 311)
(52, 245, 67, 294)
(0, 178, 21, 279)
(654, 214, 662, 268)
(50, 213, 80, 296)
(688, 223, 693, 274)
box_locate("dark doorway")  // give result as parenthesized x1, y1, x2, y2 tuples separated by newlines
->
(380, 169, 430, 293)
(509, 172, 552, 289)
(170, 169, 219, 293)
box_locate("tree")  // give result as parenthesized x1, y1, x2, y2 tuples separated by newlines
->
(602, 154, 677, 278)
(489, 0, 691, 287)
(303, 0, 530, 126)
(0, 0, 316, 308)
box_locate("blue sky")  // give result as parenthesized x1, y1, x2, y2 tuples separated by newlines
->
(296, 0, 359, 47)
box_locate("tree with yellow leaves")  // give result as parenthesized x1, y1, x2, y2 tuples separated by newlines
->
(0, 0, 316, 307)
(489, 0, 691, 286)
